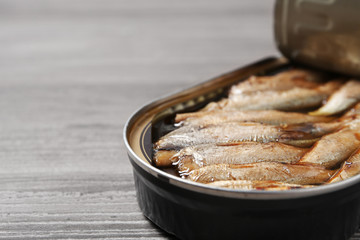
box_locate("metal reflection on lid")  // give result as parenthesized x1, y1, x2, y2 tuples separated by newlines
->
(275, 0, 360, 77)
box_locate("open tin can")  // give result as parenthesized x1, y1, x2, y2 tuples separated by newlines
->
(124, 1, 360, 239)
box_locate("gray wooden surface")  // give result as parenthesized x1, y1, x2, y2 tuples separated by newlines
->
(1, 0, 359, 239)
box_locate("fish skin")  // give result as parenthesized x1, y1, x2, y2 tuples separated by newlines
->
(328, 148, 360, 183)
(202, 80, 343, 111)
(310, 80, 360, 116)
(154, 122, 317, 150)
(171, 142, 308, 174)
(298, 129, 360, 169)
(200, 98, 229, 112)
(175, 110, 335, 126)
(153, 150, 177, 167)
(187, 162, 334, 185)
(283, 121, 343, 138)
(207, 180, 313, 190)
(229, 69, 326, 96)
(343, 102, 360, 117)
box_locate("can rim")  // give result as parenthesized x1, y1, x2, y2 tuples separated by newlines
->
(123, 57, 360, 200)
(123, 98, 360, 201)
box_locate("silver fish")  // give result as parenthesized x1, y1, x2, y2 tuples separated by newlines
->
(202, 80, 342, 111)
(154, 122, 318, 150)
(187, 163, 334, 185)
(229, 69, 326, 96)
(170, 142, 308, 173)
(207, 180, 313, 190)
(310, 80, 360, 116)
(175, 110, 335, 127)
(299, 128, 360, 169)
(328, 147, 360, 183)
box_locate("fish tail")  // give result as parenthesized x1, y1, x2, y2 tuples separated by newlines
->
(153, 150, 178, 167)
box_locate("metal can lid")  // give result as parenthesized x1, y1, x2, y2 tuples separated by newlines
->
(274, 0, 360, 77)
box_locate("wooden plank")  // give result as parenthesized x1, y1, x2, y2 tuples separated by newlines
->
(0, 173, 170, 239)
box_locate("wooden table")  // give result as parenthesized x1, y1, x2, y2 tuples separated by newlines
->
(1, 0, 359, 239)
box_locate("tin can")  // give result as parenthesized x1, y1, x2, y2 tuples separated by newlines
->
(124, 1, 360, 239)
(124, 57, 360, 240)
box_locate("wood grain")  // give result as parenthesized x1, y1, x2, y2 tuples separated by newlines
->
(0, 0, 359, 239)
(0, 173, 174, 239)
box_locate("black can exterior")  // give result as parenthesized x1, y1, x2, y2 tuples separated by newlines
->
(124, 58, 360, 239)
(130, 157, 360, 240)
